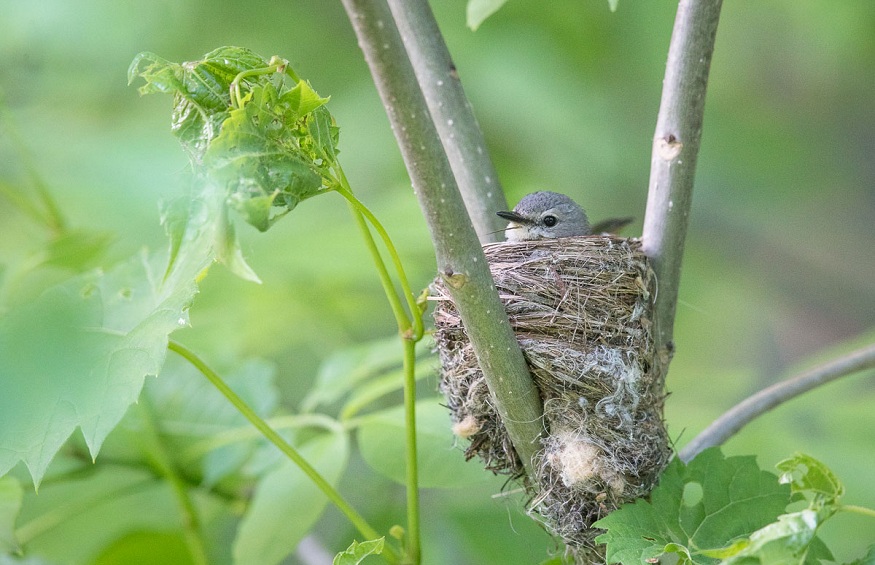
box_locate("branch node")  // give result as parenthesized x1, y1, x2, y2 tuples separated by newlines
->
(441, 270, 469, 289)
(656, 134, 684, 160)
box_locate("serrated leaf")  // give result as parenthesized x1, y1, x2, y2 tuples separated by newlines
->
(357, 398, 491, 488)
(280, 79, 330, 117)
(0, 247, 206, 486)
(233, 431, 350, 565)
(131, 48, 342, 235)
(307, 106, 340, 163)
(467, 0, 509, 30)
(0, 166, 236, 486)
(333, 538, 384, 565)
(776, 453, 844, 506)
(206, 83, 325, 232)
(0, 476, 23, 553)
(129, 47, 269, 163)
(594, 448, 791, 564)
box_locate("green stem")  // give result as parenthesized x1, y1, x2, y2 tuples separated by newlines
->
(401, 339, 421, 564)
(229, 57, 295, 109)
(136, 397, 209, 565)
(168, 340, 399, 563)
(342, 194, 412, 335)
(330, 166, 422, 563)
(183, 413, 344, 461)
(841, 505, 875, 519)
(333, 176, 424, 341)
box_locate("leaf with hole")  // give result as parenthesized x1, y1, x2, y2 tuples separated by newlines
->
(594, 448, 791, 564)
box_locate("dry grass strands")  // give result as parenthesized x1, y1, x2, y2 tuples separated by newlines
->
(432, 236, 671, 560)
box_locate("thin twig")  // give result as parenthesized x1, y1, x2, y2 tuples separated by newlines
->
(642, 0, 723, 376)
(384, 0, 508, 242)
(167, 340, 399, 563)
(340, 0, 545, 476)
(135, 397, 209, 565)
(679, 343, 875, 462)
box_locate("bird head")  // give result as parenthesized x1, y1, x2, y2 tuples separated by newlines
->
(497, 191, 591, 241)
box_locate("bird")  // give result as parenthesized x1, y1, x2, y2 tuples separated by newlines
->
(496, 191, 632, 241)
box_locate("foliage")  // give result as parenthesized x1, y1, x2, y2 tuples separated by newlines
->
(594, 450, 875, 564)
(333, 538, 385, 565)
(1, 0, 874, 563)
(0, 230, 208, 486)
(466, 0, 619, 30)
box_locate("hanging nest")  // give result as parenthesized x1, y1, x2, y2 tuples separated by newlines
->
(431, 236, 672, 561)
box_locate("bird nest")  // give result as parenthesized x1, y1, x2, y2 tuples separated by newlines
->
(431, 236, 671, 561)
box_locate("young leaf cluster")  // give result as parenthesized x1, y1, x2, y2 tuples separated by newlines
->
(129, 46, 341, 233)
(594, 449, 875, 564)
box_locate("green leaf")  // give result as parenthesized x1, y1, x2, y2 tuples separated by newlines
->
(775, 453, 844, 506)
(0, 476, 23, 553)
(340, 365, 436, 420)
(100, 355, 279, 487)
(719, 509, 822, 564)
(233, 430, 350, 565)
(301, 336, 410, 412)
(466, 0, 509, 30)
(213, 193, 262, 282)
(92, 531, 192, 565)
(14, 464, 227, 564)
(42, 229, 113, 271)
(333, 538, 384, 565)
(129, 47, 270, 163)
(844, 544, 875, 565)
(205, 84, 325, 232)
(306, 105, 340, 164)
(131, 47, 339, 234)
(608, 0, 619, 12)
(0, 162, 236, 485)
(0, 247, 206, 485)
(357, 398, 492, 488)
(594, 448, 791, 564)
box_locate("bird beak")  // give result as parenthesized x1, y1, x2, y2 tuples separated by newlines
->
(496, 210, 533, 224)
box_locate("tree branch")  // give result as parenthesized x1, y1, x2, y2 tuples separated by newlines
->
(341, 0, 544, 476)
(384, 0, 508, 243)
(642, 0, 723, 372)
(679, 342, 875, 462)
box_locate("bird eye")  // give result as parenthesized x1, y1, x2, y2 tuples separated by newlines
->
(543, 215, 558, 227)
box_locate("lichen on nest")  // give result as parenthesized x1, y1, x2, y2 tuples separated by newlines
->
(431, 236, 672, 560)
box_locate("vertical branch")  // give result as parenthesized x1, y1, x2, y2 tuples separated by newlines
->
(642, 0, 723, 371)
(384, 0, 508, 243)
(341, 0, 545, 476)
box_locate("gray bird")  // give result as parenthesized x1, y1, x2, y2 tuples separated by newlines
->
(497, 191, 632, 241)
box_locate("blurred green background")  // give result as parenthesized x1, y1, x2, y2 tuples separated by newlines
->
(2, 0, 874, 563)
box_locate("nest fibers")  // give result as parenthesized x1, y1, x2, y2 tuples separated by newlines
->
(432, 236, 671, 560)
